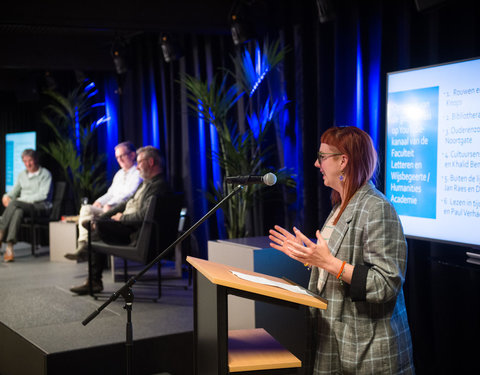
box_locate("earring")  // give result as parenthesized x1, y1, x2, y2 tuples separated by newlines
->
(339, 172, 344, 182)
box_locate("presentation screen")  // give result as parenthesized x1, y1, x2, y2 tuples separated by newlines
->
(385, 57, 480, 249)
(5, 131, 37, 193)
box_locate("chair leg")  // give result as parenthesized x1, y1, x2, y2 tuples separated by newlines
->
(87, 222, 93, 296)
(31, 224, 36, 256)
(157, 261, 162, 299)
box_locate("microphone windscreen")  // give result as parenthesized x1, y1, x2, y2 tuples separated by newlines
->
(263, 173, 277, 186)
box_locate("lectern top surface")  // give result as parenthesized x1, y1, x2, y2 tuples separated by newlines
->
(187, 256, 327, 310)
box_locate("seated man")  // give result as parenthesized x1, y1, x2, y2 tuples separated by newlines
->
(70, 146, 172, 295)
(64, 141, 141, 261)
(0, 149, 53, 262)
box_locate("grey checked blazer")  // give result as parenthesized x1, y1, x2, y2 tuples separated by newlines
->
(308, 182, 415, 374)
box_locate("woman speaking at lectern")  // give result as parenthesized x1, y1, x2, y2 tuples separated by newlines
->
(269, 126, 415, 374)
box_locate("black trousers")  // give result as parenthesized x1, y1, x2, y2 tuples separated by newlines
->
(90, 219, 137, 281)
(96, 219, 136, 245)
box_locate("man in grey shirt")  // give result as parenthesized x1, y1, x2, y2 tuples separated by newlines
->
(1, 149, 52, 262)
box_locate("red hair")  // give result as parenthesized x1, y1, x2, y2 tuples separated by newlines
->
(321, 126, 378, 224)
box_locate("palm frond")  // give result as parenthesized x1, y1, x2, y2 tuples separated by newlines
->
(41, 80, 107, 209)
(181, 38, 294, 238)
(229, 39, 288, 95)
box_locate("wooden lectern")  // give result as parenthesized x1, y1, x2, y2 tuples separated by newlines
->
(187, 256, 328, 374)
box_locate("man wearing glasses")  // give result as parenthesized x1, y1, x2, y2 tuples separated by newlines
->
(65, 141, 141, 261)
(69, 146, 171, 294)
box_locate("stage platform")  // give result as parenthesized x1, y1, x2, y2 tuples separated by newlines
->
(0, 243, 194, 375)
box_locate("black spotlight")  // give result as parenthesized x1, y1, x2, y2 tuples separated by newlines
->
(230, 15, 255, 45)
(315, 0, 336, 23)
(111, 36, 128, 75)
(160, 34, 183, 63)
(229, 0, 256, 45)
(414, 0, 447, 12)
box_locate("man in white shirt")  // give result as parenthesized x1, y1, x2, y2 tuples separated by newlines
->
(64, 141, 142, 261)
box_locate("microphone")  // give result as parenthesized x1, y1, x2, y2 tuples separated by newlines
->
(225, 173, 277, 186)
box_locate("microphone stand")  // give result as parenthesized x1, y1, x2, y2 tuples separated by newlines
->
(81, 184, 244, 375)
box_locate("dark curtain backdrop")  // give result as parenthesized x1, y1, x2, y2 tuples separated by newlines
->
(103, 0, 480, 254)
(105, 33, 242, 257)
(2, 0, 479, 250)
(106, 3, 329, 258)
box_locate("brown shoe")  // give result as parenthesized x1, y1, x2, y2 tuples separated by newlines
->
(3, 252, 14, 262)
(70, 279, 103, 295)
(64, 242, 88, 262)
(64, 251, 88, 262)
(3, 242, 14, 262)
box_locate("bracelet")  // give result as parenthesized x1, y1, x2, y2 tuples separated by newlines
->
(336, 261, 347, 279)
(304, 263, 311, 270)
(338, 268, 346, 286)
(337, 260, 346, 286)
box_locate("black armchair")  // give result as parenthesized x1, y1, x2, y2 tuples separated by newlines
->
(20, 181, 67, 256)
(86, 192, 183, 301)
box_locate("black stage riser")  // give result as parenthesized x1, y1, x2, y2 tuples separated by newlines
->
(0, 322, 193, 375)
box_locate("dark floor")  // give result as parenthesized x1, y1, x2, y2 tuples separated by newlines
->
(0, 242, 194, 375)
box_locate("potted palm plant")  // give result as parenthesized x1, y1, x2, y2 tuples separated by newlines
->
(41, 80, 108, 211)
(182, 39, 295, 238)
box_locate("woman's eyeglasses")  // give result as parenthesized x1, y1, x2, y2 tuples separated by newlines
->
(317, 151, 342, 164)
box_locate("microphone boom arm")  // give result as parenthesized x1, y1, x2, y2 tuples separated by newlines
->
(82, 183, 244, 326)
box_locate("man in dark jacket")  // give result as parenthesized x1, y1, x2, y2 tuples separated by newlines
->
(70, 146, 171, 295)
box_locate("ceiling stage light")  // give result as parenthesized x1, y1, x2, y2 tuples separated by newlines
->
(160, 34, 183, 63)
(229, 0, 256, 45)
(111, 36, 128, 75)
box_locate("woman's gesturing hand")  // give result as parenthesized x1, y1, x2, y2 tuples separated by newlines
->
(269, 225, 302, 258)
(270, 225, 333, 269)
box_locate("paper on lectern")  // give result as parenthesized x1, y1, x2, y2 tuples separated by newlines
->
(230, 270, 310, 296)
